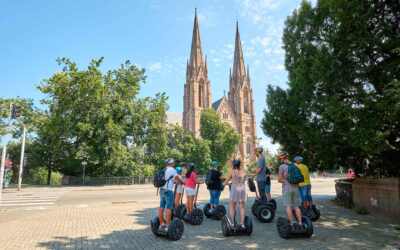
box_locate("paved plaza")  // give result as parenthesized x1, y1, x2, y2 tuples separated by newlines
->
(0, 178, 399, 250)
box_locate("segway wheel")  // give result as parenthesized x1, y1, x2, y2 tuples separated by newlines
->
(251, 201, 259, 217)
(311, 205, 320, 221)
(302, 216, 314, 238)
(203, 203, 212, 218)
(150, 216, 161, 236)
(244, 216, 253, 235)
(221, 216, 231, 237)
(215, 205, 226, 220)
(167, 218, 184, 241)
(191, 208, 204, 225)
(175, 204, 186, 219)
(270, 199, 277, 210)
(256, 205, 275, 223)
(277, 217, 291, 239)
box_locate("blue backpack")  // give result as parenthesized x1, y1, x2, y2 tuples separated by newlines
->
(288, 163, 304, 184)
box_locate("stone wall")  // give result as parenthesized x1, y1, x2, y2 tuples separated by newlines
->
(352, 177, 400, 221)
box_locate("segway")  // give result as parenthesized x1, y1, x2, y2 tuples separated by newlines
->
(221, 203, 252, 236)
(150, 186, 184, 241)
(203, 203, 227, 220)
(276, 215, 313, 239)
(175, 183, 204, 225)
(248, 177, 276, 223)
(300, 204, 320, 222)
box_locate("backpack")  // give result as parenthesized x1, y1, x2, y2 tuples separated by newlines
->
(153, 168, 173, 188)
(288, 163, 304, 184)
(205, 170, 214, 188)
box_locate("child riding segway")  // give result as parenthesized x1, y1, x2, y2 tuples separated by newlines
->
(175, 163, 204, 225)
(204, 161, 227, 220)
(221, 159, 252, 236)
(150, 159, 184, 241)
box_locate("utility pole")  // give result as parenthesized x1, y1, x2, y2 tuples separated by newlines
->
(0, 103, 12, 201)
(18, 124, 26, 191)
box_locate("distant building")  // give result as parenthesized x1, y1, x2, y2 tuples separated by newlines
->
(182, 10, 257, 166)
(166, 112, 182, 126)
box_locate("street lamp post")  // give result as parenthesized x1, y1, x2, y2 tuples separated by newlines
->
(82, 161, 87, 185)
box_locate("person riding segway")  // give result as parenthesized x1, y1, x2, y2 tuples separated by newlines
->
(150, 159, 184, 240)
(175, 163, 204, 225)
(248, 177, 276, 223)
(221, 159, 252, 236)
(294, 156, 320, 222)
(204, 161, 227, 220)
(276, 153, 313, 239)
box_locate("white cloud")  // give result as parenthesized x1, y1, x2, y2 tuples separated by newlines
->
(148, 62, 162, 73)
(237, 0, 282, 25)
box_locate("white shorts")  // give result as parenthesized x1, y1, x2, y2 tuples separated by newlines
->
(176, 184, 184, 194)
(185, 187, 196, 196)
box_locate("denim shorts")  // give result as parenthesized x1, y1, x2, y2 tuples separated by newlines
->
(160, 189, 174, 209)
(299, 185, 312, 202)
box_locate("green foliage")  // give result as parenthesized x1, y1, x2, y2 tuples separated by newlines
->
(32, 58, 169, 178)
(200, 109, 240, 166)
(167, 124, 211, 174)
(262, 0, 400, 176)
(24, 167, 63, 186)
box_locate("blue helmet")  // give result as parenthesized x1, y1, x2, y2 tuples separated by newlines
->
(176, 166, 182, 174)
(294, 156, 303, 162)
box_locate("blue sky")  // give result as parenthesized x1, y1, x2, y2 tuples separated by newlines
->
(1, 0, 314, 153)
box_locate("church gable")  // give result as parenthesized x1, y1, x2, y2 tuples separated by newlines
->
(213, 96, 237, 130)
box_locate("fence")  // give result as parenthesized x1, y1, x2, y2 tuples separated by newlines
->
(62, 176, 154, 186)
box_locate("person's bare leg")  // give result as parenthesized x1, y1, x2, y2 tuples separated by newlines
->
(165, 208, 172, 225)
(175, 193, 181, 208)
(158, 208, 164, 225)
(185, 195, 190, 213)
(188, 196, 194, 214)
(229, 201, 236, 222)
(239, 201, 245, 225)
(286, 206, 294, 222)
(294, 207, 302, 225)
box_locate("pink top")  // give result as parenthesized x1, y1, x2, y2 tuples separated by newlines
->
(185, 172, 197, 189)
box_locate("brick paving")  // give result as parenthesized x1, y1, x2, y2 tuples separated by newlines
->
(0, 179, 399, 250)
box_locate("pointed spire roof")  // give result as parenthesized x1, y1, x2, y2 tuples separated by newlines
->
(189, 8, 204, 69)
(232, 21, 246, 80)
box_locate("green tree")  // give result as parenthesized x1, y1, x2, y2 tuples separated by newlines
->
(200, 109, 240, 166)
(167, 124, 211, 174)
(262, 0, 400, 176)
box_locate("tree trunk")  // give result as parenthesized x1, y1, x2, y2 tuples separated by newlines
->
(47, 164, 52, 186)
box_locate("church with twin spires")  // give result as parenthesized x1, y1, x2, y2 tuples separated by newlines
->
(182, 10, 257, 166)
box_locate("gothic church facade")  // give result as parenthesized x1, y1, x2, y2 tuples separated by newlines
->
(182, 10, 257, 166)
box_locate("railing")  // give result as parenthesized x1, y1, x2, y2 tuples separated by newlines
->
(62, 176, 154, 186)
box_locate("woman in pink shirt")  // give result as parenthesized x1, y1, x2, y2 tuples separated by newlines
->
(184, 163, 198, 216)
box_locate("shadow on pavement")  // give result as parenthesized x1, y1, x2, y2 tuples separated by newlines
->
(37, 196, 400, 250)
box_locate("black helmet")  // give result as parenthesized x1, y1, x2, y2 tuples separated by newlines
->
(232, 159, 241, 169)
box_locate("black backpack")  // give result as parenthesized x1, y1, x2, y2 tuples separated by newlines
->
(205, 170, 214, 188)
(153, 169, 173, 188)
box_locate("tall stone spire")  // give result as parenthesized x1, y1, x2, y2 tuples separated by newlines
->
(189, 8, 204, 70)
(232, 21, 246, 81)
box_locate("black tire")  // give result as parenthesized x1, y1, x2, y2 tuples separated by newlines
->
(270, 199, 277, 210)
(203, 203, 212, 218)
(277, 217, 291, 239)
(256, 205, 275, 223)
(214, 205, 226, 220)
(150, 216, 161, 236)
(175, 204, 186, 219)
(244, 216, 253, 235)
(191, 208, 204, 225)
(311, 205, 320, 221)
(221, 216, 231, 237)
(302, 216, 314, 238)
(167, 218, 184, 241)
(251, 201, 259, 217)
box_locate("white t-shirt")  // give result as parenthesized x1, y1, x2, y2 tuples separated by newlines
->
(164, 167, 177, 191)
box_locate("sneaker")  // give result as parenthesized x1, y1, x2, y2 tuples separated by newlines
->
(239, 224, 246, 230)
(159, 224, 168, 233)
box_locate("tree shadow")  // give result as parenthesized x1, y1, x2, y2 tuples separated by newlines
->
(37, 195, 400, 250)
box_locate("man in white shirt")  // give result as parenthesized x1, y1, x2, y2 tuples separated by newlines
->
(158, 158, 178, 232)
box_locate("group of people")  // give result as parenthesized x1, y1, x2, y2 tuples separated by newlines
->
(156, 147, 314, 233)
